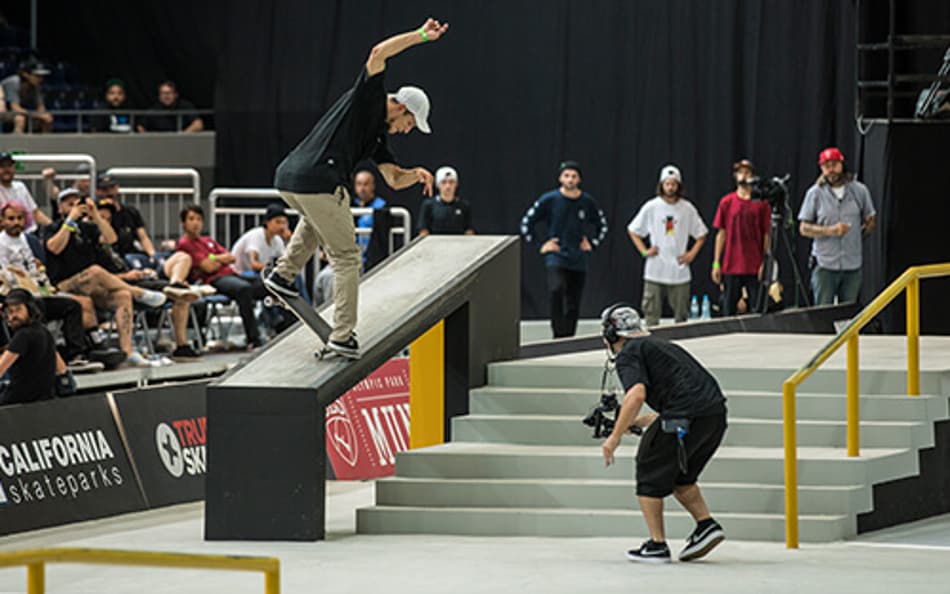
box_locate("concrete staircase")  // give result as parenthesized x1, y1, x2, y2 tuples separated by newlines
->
(357, 348, 950, 542)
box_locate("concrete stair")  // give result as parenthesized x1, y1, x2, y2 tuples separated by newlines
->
(358, 347, 950, 542)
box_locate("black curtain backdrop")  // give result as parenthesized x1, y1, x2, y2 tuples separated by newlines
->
(16, 1, 944, 322)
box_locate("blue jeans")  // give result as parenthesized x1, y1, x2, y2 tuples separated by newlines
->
(811, 267, 862, 305)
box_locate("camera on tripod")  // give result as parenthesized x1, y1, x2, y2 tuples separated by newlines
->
(748, 174, 791, 209)
(582, 392, 643, 439)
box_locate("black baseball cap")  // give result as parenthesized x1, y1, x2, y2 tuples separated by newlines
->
(97, 173, 118, 187)
(264, 203, 287, 221)
(4, 288, 35, 307)
(559, 160, 582, 177)
(0, 152, 14, 164)
(20, 60, 51, 76)
(97, 199, 117, 214)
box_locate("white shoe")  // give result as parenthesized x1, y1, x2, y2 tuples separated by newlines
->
(193, 284, 218, 296)
(135, 289, 167, 308)
(124, 352, 152, 367)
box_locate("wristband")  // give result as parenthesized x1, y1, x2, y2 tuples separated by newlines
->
(418, 27, 428, 42)
(61, 223, 77, 233)
(208, 253, 216, 261)
(640, 249, 648, 258)
(712, 261, 721, 269)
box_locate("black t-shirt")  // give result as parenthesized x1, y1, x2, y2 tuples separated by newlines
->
(274, 67, 396, 194)
(144, 99, 198, 132)
(615, 336, 726, 419)
(89, 110, 133, 133)
(111, 205, 147, 255)
(41, 221, 102, 284)
(4, 322, 57, 405)
(418, 196, 473, 235)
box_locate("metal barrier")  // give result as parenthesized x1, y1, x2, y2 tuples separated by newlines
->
(9, 153, 97, 211)
(105, 167, 201, 245)
(0, 547, 279, 594)
(18, 109, 214, 133)
(781, 262, 950, 549)
(208, 187, 412, 256)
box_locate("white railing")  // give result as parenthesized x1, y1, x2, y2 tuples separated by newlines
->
(10, 154, 97, 212)
(105, 167, 201, 244)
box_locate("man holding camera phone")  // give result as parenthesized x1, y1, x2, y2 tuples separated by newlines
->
(599, 303, 728, 563)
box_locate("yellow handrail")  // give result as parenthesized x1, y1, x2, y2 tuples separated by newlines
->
(782, 262, 950, 549)
(0, 547, 280, 594)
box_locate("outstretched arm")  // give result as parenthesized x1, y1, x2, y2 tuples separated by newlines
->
(366, 18, 449, 76)
(377, 163, 434, 196)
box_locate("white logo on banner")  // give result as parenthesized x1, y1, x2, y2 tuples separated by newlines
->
(0, 481, 7, 504)
(326, 401, 358, 467)
(155, 423, 184, 478)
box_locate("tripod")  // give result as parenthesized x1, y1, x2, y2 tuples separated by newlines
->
(755, 198, 811, 314)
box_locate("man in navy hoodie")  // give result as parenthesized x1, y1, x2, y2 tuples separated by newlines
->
(521, 160, 608, 338)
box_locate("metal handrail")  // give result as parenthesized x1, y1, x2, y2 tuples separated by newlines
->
(8, 153, 97, 198)
(781, 262, 950, 548)
(16, 108, 213, 133)
(0, 547, 279, 594)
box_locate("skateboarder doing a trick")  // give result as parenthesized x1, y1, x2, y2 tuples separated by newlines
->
(265, 18, 449, 359)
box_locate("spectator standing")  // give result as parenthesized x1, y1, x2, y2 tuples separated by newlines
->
(0, 151, 52, 232)
(89, 79, 133, 133)
(711, 159, 770, 317)
(352, 169, 387, 265)
(137, 81, 204, 133)
(418, 166, 474, 236)
(233, 204, 290, 274)
(521, 160, 608, 338)
(628, 165, 708, 326)
(0, 289, 68, 405)
(1, 60, 53, 133)
(798, 147, 877, 305)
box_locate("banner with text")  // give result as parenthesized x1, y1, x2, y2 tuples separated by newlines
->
(326, 358, 410, 480)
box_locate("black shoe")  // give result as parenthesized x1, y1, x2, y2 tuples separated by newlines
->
(263, 268, 299, 299)
(327, 334, 361, 359)
(171, 344, 203, 361)
(679, 520, 725, 562)
(626, 540, 671, 564)
(246, 336, 267, 351)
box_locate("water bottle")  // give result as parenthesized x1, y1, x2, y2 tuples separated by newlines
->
(701, 294, 712, 320)
(689, 295, 699, 320)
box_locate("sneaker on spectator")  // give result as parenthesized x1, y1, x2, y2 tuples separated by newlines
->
(124, 352, 152, 367)
(163, 282, 193, 299)
(193, 284, 217, 297)
(135, 289, 167, 308)
(171, 344, 203, 361)
(67, 357, 105, 374)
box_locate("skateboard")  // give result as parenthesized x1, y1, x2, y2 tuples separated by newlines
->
(262, 284, 341, 360)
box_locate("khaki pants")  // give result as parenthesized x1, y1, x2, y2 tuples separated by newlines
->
(275, 187, 360, 342)
(641, 280, 691, 327)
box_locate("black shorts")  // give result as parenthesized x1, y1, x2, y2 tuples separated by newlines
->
(635, 413, 727, 498)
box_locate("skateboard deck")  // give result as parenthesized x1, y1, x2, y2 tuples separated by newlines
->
(262, 289, 341, 359)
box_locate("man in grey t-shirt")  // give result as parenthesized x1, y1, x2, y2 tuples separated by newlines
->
(798, 147, 877, 305)
(1, 60, 53, 133)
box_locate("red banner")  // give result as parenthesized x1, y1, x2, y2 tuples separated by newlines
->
(325, 358, 410, 480)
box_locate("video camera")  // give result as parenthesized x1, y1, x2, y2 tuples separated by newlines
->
(582, 391, 644, 438)
(747, 174, 791, 209)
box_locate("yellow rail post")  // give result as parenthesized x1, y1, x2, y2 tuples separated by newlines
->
(783, 381, 799, 549)
(846, 335, 860, 457)
(26, 562, 44, 594)
(409, 321, 445, 449)
(906, 276, 920, 396)
(265, 568, 280, 594)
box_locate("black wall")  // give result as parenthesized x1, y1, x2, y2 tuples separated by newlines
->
(12, 1, 947, 321)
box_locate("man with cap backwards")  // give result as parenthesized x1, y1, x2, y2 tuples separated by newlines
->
(418, 166, 474, 236)
(0, 151, 52, 232)
(711, 159, 771, 317)
(521, 160, 608, 338)
(798, 147, 876, 306)
(265, 17, 449, 360)
(628, 165, 708, 326)
(600, 303, 728, 563)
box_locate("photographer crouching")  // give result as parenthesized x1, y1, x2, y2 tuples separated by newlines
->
(599, 303, 728, 563)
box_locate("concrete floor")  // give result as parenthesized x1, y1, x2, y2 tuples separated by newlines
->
(1, 481, 949, 594)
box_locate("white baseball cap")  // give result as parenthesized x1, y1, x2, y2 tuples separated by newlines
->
(659, 164, 682, 184)
(436, 166, 458, 185)
(394, 86, 431, 134)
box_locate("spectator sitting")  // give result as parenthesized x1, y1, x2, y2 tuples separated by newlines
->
(137, 80, 204, 133)
(0, 289, 70, 406)
(43, 189, 167, 367)
(41, 163, 94, 207)
(312, 248, 334, 308)
(96, 173, 161, 269)
(418, 166, 474, 236)
(0, 201, 104, 372)
(0, 151, 53, 232)
(176, 205, 270, 349)
(89, 78, 133, 133)
(1, 60, 53, 133)
(96, 199, 205, 361)
(352, 169, 387, 265)
(233, 204, 291, 274)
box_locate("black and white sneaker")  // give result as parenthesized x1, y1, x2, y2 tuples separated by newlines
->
(679, 520, 725, 562)
(626, 540, 671, 564)
(327, 334, 361, 359)
(263, 268, 300, 299)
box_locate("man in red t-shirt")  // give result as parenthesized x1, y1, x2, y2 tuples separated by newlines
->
(711, 160, 770, 316)
(176, 205, 268, 349)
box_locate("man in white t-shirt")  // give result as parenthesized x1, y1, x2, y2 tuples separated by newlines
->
(232, 204, 290, 274)
(627, 165, 708, 326)
(0, 152, 52, 233)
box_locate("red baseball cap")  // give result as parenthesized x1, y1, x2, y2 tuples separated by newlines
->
(818, 147, 845, 165)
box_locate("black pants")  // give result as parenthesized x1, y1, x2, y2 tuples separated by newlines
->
(547, 267, 586, 338)
(40, 296, 87, 361)
(211, 274, 268, 343)
(721, 274, 760, 317)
